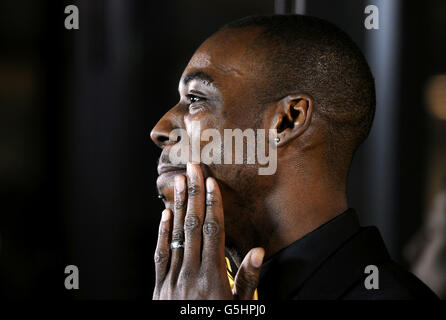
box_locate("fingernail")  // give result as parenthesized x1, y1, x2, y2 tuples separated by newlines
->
(175, 175, 185, 192)
(187, 162, 195, 177)
(250, 248, 265, 268)
(206, 177, 215, 193)
(161, 209, 171, 222)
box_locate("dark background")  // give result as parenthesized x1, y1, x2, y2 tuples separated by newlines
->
(1, 0, 445, 299)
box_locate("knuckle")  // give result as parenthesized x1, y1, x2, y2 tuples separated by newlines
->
(184, 214, 201, 233)
(206, 193, 219, 207)
(188, 183, 201, 196)
(172, 229, 184, 242)
(159, 225, 169, 237)
(203, 220, 220, 237)
(179, 268, 194, 282)
(154, 249, 169, 264)
(174, 199, 185, 210)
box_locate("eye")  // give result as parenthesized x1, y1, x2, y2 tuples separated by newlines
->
(186, 94, 204, 104)
(185, 94, 207, 114)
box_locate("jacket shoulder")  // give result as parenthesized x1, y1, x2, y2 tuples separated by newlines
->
(342, 260, 439, 300)
(292, 226, 438, 300)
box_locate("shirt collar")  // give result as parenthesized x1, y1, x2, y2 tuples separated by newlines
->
(257, 208, 360, 300)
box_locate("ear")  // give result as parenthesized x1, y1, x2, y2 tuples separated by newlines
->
(272, 93, 313, 146)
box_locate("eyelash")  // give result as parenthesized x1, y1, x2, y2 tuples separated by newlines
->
(186, 94, 204, 104)
(186, 94, 206, 113)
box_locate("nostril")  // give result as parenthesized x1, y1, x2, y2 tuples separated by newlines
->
(150, 114, 183, 147)
(157, 133, 180, 145)
(158, 135, 169, 144)
(150, 129, 170, 147)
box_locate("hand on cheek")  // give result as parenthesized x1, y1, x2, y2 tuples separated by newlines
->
(153, 163, 265, 300)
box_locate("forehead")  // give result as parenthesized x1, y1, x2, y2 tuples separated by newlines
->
(181, 27, 263, 86)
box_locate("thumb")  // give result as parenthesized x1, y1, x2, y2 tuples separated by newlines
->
(233, 247, 265, 300)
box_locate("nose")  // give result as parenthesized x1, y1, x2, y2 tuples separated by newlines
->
(150, 109, 182, 148)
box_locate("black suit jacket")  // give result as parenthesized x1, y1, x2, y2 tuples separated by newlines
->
(257, 209, 438, 300)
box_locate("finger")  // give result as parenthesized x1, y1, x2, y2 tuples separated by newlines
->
(201, 177, 225, 271)
(154, 209, 172, 289)
(233, 248, 265, 300)
(182, 162, 205, 270)
(169, 174, 187, 281)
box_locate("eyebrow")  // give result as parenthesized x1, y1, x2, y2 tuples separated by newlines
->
(183, 71, 214, 86)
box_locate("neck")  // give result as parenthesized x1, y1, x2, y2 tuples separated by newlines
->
(225, 162, 348, 267)
(259, 165, 348, 261)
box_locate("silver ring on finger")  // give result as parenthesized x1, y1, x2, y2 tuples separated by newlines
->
(170, 241, 184, 250)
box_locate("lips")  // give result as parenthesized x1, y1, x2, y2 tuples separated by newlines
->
(157, 164, 187, 176)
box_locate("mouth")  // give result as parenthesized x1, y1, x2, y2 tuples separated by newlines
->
(157, 164, 187, 177)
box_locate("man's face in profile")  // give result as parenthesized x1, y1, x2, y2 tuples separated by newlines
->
(151, 27, 276, 248)
(150, 15, 411, 302)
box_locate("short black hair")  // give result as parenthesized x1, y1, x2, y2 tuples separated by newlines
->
(222, 15, 376, 180)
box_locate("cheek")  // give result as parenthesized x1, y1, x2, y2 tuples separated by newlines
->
(184, 115, 221, 137)
(220, 97, 258, 129)
(184, 116, 224, 160)
(210, 164, 257, 194)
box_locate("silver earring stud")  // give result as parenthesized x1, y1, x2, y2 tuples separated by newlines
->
(274, 137, 280, 143)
